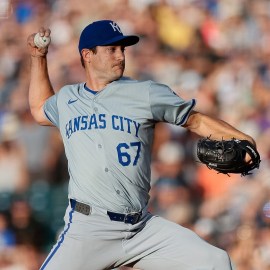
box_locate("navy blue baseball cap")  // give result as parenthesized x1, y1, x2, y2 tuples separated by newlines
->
(78, 20, 139, 54)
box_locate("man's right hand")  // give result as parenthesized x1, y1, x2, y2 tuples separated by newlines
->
(27, 27, 51, 57)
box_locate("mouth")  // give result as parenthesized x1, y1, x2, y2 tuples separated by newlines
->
(113, 62, 125, 70)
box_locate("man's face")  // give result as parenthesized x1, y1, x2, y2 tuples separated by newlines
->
(90, 45, 126, 82)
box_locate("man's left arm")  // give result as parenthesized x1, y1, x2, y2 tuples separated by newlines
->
(183, 110, 256, 146)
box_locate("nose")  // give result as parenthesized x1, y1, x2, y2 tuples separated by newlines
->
(116, 47, 125, 61)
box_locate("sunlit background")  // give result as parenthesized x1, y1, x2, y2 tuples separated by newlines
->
(0, 0, 270, 269)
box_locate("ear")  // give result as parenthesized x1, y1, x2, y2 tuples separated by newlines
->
(81, 49, 92, 64)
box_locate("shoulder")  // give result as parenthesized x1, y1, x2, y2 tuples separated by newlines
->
(121, 78, 170, 91)
(57, 83, 83, 97)
(114, 77, 152, 87)
(147, 80, 175, 96)
(113, 78, 172, 93)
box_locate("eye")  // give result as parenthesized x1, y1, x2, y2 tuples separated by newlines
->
(107, 47, 116, 53)
(106, 46, 125, 54)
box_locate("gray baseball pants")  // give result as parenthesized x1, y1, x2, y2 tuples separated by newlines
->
(40, 202, 233, 270)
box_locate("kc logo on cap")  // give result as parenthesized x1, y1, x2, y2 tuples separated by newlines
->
(78, 20, 139, 54)
(109, 22, 122, 33)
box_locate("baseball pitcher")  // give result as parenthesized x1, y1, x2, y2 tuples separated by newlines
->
(27, 20, 258, 270)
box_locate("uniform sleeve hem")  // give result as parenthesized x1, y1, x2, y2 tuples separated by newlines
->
(178, 99, 196, 126)
(43, 107, 55, 125)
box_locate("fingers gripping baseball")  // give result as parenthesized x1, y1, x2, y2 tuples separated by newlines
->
(27, 27, 51, 57)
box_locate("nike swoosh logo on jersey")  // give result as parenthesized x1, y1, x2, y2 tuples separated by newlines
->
(68, 98, 78, 104)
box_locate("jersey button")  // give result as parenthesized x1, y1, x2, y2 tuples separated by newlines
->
(105, 168, 109, 172)
(94, 107, 98, 112)
(98, 144, 102, 149)
(116, 190, 120, 195)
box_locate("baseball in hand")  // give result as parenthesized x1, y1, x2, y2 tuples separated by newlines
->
(34, 33, 51, 48)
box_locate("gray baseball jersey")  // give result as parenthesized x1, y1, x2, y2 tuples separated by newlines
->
(44, 77, 195, 213)
(41, 78, 234, 270)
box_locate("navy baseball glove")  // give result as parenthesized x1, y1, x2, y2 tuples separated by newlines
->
(197, 138, 261, 176)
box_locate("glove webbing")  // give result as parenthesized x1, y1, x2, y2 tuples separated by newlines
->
(235, 140, 261, 175)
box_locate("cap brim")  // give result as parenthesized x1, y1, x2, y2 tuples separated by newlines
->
(100, 35, 139, 47)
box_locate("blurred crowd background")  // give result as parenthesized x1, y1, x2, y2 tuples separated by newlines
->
(0, 0, 270, 269)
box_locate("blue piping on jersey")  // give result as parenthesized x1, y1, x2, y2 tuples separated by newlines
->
(84, 83, 98, 95)
(178, 98, 196, 126)
(43, 109, 54, 124)
(40, 208, 74, 270)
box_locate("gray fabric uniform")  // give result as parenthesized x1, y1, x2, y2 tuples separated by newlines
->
(40, 78, 233, 270)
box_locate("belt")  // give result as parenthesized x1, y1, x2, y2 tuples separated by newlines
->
(70, 199, 142, 225)
(107, 211, 142, 225)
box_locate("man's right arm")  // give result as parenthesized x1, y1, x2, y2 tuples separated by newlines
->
(27, 28, 54, 126)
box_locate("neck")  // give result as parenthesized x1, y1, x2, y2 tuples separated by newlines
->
(85, 69, 117, 91)
(85, 73, 109, 91)
(85, 81, 108, 91)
